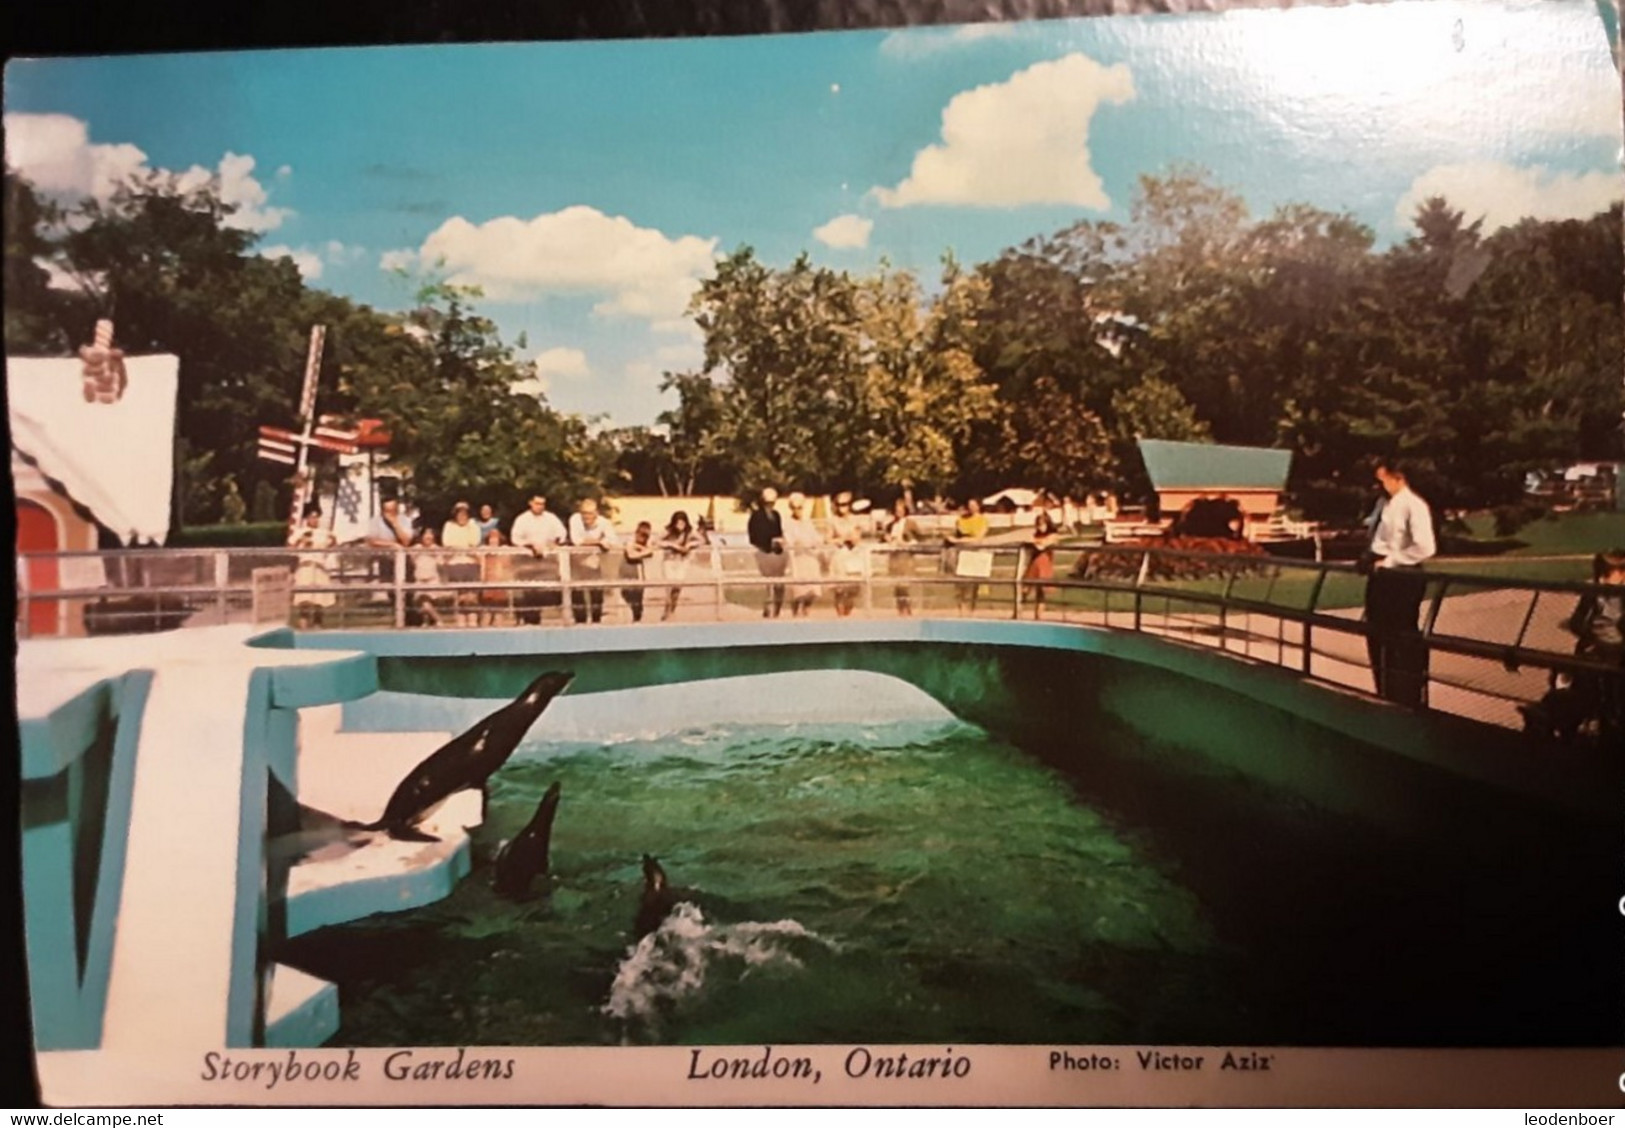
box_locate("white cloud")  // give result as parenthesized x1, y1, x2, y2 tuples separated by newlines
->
(880, 22, 1017, 59)
(654, 341, 701, 367)
(3, 113, 148, 201)
(511, 372, 549, 399)
(512, 346, 592, 399)
(813, 213, 874, 249)
(397, 205, 719, 323)
(872, 54, 1135, 209)
(259, 244, 324, 280)
(651, 315, 703, 338)
(534, 346, 590, 382)
(1397, 161, 1623, 233)
(324, 240, 366, 266)
(211, 152, 290, 231)
(3, 114, 290, 231)
(379, 248, 418, 272)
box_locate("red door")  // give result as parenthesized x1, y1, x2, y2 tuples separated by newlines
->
(17, 501, 61, 637)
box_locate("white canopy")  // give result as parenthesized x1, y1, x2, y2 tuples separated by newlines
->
(8, 354, 180, 545)
(983, 487, 1041, 509)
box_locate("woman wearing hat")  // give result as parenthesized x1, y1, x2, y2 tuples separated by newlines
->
(827, 491, 865, 618)
(441, 501, 483, 624)
(782, 492, 823, 618)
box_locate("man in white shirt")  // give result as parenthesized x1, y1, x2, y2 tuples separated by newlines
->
(1363, 460, 1437, 706)
(567, 498, 619, 624)
(509, 495, 567, 624)
(366, 496, 416, 585)
(510, 495, 567, 555)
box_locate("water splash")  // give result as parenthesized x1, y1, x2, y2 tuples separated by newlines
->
(601, 902, 835, 1029)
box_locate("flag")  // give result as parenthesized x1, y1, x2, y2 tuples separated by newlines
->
(335, 469, 365, 525)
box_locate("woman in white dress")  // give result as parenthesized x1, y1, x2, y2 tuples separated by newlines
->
(826, 491, 865, 618)
(782, 492, 824, 618)
(659, 510, 702, 622)
(287, 503, 338, 629)
(441, 500, 482, 625)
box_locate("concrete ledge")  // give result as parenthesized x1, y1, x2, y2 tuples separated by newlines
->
(269, 652, 378, 711)
(281, 791, 479, 938)
(18, 678, 116, 781)
(282, 725, 478, 937)
(264, 964, 339, 1048)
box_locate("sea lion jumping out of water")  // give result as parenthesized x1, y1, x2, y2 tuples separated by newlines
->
(493, 781, 562, 899)
(634, 854, 679, 939)
(346, 670, 575, 842)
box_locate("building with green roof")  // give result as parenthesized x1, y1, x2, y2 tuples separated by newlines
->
(1136, 439, 1293, 533)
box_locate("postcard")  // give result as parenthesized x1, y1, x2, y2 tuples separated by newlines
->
(8, 0, 1625, 1107)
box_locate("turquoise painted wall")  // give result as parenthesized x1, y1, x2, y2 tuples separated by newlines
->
(19, 670, 151, 1050)
(285, 621, 1622, 844)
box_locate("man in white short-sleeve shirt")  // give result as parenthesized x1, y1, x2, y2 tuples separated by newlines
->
(508, 495, 567, 625)
(567, 498, 619, 624)
(510, 495, 567, 556)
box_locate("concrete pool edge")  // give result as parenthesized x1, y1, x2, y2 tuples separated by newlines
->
(21, 617, 1615, 1065)
(274, 618, 1623, 823)
(17, 626, 484, 1054)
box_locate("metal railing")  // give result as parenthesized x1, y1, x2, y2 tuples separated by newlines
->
(15, 541, 1620, 741)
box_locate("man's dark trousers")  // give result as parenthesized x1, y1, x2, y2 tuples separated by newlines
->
(1364, 566, 1429, 706)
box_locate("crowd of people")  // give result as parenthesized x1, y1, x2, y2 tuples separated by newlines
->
(288, 487, 1078, 629)
(280, 470, 1625, 745)
(745, 487, 1063, 621)
(289, 492, 732, 629)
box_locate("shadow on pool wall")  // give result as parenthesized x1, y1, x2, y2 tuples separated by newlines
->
(276, 623, 1625, 1047)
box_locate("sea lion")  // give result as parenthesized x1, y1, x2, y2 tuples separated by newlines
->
(493, 781, 562, 899)
(346, 670, 574, 842)
(634, 854, 679, 939)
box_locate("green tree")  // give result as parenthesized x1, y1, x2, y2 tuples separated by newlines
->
(657, 370, 734, 495)
(689, 247, 866, 493)
(32, 171, 322, 523)
(1108, 376, 1211, 495)
(333, 279, 616, 519)
(852, 259, 998, 503)
(3, 168, 69, 352)
(1000, 375, 1116, 498)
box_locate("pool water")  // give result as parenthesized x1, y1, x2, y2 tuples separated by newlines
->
(281, 678, 1621, 1049)
(283, 713, 1257, 1047)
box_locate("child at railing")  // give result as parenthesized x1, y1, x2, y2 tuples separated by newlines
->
(1566, 550, 1624, 742)
(883, 497, 917, 616)
(409, 528, 446, 627)
(479, 528, 513, 627)
(622, 522, 655, 623)
(1520, 550, 1624, 743)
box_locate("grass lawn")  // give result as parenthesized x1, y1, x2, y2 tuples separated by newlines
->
(1460, 510, 1625, 557)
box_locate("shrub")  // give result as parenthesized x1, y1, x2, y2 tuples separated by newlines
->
(169, 522, 290, 548)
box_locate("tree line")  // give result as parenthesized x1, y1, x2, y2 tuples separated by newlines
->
(6, 163, 1620, 532)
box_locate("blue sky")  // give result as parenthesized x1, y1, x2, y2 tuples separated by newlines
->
(5, 0, 1620, 425)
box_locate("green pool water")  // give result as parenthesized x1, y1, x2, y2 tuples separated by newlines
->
(280, 680, 1621, 1049)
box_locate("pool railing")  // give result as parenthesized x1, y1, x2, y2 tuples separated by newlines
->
(16, 541, 1622, 736)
